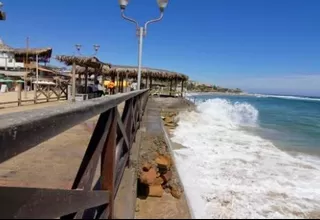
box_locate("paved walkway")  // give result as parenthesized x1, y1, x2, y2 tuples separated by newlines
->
(0, 101, 124, 189)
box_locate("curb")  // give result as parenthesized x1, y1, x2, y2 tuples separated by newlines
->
(160, 118, 195, 219)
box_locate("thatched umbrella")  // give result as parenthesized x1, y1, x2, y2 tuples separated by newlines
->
(55, 55, 111, 70)
(55, 55, 112, 95)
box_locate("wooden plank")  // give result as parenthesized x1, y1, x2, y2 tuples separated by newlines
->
(116, 110, 130, 152)
(0, 187, 110, 219)
(101, 107, 117, 219)
(122, 99, 134, 151)
(72, 109, 113, 190)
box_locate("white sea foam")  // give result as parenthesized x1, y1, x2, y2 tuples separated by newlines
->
(171, 98, 320, 219)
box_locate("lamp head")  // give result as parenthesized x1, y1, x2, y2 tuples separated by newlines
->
(157, 0, 168, 12)
(75, 44, 82, 52)
(118, 0, 129, 10)
(93, 44, 100, 53)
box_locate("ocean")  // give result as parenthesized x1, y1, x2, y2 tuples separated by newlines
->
(171, 93, 320, 219)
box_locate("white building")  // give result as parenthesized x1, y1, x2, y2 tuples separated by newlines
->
(0, 38, 24, 69)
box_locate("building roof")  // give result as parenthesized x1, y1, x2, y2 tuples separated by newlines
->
(0, 39, 14, 52)
(0, 70, 31, 77)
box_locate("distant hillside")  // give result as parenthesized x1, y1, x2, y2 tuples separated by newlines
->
(186, 81, 243, 93)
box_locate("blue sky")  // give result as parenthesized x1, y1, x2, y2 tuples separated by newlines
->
(1, 0, 320, 96)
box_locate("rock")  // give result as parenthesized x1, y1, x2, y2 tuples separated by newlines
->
(153, 176, 164, 185)
(142, 162, 152, 172)
(161, 170, 173, 183)
(155, 155, 171, 170)
(139, 168, 157, 185)
(164, 117, 171, 123)
(164, 187, 171, 193)
(171, 185, 182, 199)
(148, 185, 164, 197)
(135, 202, 140, 212)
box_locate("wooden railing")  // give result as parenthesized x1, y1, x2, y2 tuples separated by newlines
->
(0, 89, 149, 219)
(0, 83, 68, 107)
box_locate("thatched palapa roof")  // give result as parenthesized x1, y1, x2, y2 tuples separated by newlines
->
(14, 47, 53, 62)
(55, 55, 111, 71)
(108, 65, 189, 81)
(55, 55, 188, 81)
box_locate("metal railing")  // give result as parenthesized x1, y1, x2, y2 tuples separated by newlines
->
(0, 89, 149, 219)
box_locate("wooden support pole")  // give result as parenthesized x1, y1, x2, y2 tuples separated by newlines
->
(24, 74, 27, 99)
(181, 80, 184, 97)
(36, 54, 39, 85)
(125, 72, 129, 93)
(149, 77, 153, 90)
(72, 61, 76, 102)
(85, 68, 88, 94)
(169, 80, 173, 96)
(116, 72, 119, 93)
(145, 75, 148, 89)
(120, 74, 123, 93)
(175, 77, 178, 97)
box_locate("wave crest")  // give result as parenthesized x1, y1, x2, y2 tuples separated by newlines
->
(196, 99, 258, 127)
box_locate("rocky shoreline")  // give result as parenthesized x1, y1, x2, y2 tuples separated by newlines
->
(135, 97, 195, 219)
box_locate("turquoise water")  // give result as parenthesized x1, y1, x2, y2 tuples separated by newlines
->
(191, 94, 320, 156)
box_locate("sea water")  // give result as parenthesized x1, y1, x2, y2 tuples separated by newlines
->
(171, 94, 320, 219)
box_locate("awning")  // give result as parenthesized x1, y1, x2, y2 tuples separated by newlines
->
(0, 70, 31, 77)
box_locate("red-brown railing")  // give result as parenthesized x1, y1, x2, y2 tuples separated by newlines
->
(0, 89, 149, 219)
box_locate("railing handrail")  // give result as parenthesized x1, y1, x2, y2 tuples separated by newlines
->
(0, 89, 148, 164)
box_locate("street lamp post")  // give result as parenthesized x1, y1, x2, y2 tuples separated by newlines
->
(118, 0, 169, 90)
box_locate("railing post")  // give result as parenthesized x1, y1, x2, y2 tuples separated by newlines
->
(122, 98, 134, 168)
(46, 85, 50, 102)
(34, 83, 37, 104)
(101, 107, 117, 219)
(142, 91, 149, 115)
(17, 83, 22, 106)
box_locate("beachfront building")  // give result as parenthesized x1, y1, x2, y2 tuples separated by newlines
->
(0, 39, 24, 70)
(0, 38, 59, 92)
